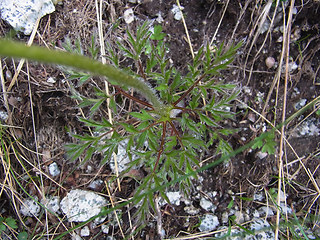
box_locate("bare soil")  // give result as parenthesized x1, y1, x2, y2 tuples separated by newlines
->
(0, 0, 320, 239)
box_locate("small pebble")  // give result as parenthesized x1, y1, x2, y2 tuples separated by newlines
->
(47, 77, 56, 84)
(256, 151, 268, 159)
(258, 206, 274, 217)
(80, 226, 90, 237)
(41, 196, 60, 213)
(265, 57, 275, 69)
(48, 162, 60, 177)
(5, 70, 12, 81)
(277, 189, 287, 202)
(88, 179, 103, 190)
(253, 192, 265, 201)
(184, 205, 200, 215)
(165, 191, 181, 206)
(101, 224, 109, 234)
(247, 113, 255, 122)
(0, 111, 9, 122)
(20, 197, 41, 217)
(280, 203, 293, 215)
(171, 4, 184, 21)
(250, 219, 275, 239)
(200, 198, 216, 213)
(199, 214, 219, 232)
(282, 61, 298, 73)
(123, 8, 134, 24)
(234, 210, 245, 224)
(294, 99, 307, 110)
(71, 233, 81, 240)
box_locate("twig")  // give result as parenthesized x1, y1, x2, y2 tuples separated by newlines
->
(155, 195, 164, 239)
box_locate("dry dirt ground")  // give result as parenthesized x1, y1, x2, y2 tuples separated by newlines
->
(0, 0, 320, 239)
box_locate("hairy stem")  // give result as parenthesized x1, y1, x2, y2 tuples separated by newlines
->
(0, 39, 166, 112)
(154, 121, 167, 172)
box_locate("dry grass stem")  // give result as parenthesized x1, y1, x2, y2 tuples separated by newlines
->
(275, 1, 295, 239)
(176, 0, 194, 59)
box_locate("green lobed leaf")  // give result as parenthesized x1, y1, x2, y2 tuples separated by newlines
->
(0, 223, 6, 231)
(130, 109, 155, 121)
(150, 25, 166, 41)
(119, 122, 139, 133)
(79, 117, 112, 128)
(6, 217, 18, 229)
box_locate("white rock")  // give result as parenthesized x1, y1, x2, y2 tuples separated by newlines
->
(248, 219, 275, 239)
(255, 91, 264, 104)
(166, 191, 181, 206)
(86, 164, 93, 173)
(88, 179, 103, 190)
(71, 233, 82, 240)
(253, 209, 260, 218)
(253, 192, 264, 201)
(160, 229, 166, 238)
(0, 111, 9, 122)
(282, 61, 298, 73)
(60, 189, 107, 222)
(20, 197, 41, 217)
(234, 210, 245, 224)
(216, 219, 274, 239)
(101, 224, 109, 234)
(80, 226, 90, 237)
(184, 205, 200, 215)
(292, 6, 298, 14)
(47, 77, 56, 84)
(0, 0, 55, 35)
(171, 4, 184, 21)
(41, 196, 60, 213)
(200, 198, 216, 213)
(294, 99, 307, 110)
(156, 12, 164, 23)
(243, 86, 252, 95)
(280, 203, 293, 215)
(293, 118, 320, 137)
(214, 227, 243, 239)
(109, 139, 141, 174)
(256, 151, 268, 159)
(48, 162, 60, 177)
(221, 211, 229, 224)
(106, 237, 116, 240)
(277, 189, 287, 202)
(199, 214, 219, 232)
(277, 36, 283, 42)
(258, 206, 274, 217)
(208, 191, 218, 198)
(123, 8, 134, 24)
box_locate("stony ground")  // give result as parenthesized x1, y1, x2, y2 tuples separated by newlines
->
(0, 0, 320, 239)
